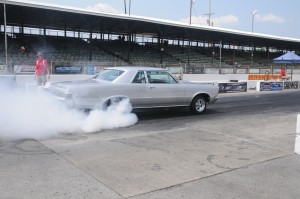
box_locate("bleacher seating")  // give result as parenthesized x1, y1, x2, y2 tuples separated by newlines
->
(0, 33, 297, 74)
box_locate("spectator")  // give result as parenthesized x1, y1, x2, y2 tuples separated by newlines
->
(34, 51, 50, 86)
(280, 66, 290, 80)
(25, 45, 31, 53)
(19, 46, 25, 54)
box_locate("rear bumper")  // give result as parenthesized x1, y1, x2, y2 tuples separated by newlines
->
(209, 97, 218, 104)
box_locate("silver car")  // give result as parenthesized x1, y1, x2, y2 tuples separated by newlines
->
(44, 67, 219, 114)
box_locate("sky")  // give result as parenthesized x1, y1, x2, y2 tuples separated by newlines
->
(27, 0, 300, 39)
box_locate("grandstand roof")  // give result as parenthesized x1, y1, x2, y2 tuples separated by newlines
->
(1, 0, 300, 50)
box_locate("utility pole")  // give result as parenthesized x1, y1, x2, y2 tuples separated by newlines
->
(205, 0, 214, 26)
(124, 0, 131, 16)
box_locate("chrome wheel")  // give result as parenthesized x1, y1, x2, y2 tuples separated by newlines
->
(190, 95, 207, 114)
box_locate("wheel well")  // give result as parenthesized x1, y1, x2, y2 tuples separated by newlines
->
(103, 95, 129, 109)
(192, 93, 210, 103)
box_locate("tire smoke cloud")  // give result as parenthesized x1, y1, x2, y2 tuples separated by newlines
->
(0, 88, 138, 140)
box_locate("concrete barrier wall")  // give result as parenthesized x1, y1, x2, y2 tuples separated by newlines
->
(1, 74, 300, 89)
(184, 74, 300, 90)
(183, 74, 300, 82)
(183, 74, 249, 82)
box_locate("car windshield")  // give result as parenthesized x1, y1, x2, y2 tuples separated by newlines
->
(93, 69, 124, 82)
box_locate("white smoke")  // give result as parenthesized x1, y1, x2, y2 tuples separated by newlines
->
(81, 99, 138, 133)
(0, 88, 138, 140)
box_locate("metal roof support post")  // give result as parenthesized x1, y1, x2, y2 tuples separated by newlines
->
(3, 0, 8, 73)
(188, 40, 191, 67)
(89, 29, 92, 61)
(64, 26, 67, 49)
(267, 46, 270, 65)
(250, 43, 253, 71)
(20, 23, 24, 36)
(233, 47, 235, 66)
(158, 34, 162, 65)
(43, 27, 47, 51)
(211, 42, 214, 67)
(219, 40, 222, 73)
(160, 47, 163, 65)
(127, 32, 131, 64)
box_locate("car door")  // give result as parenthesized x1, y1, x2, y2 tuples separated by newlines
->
(145, 70, 186, 107)
(126, 70, 150, 108)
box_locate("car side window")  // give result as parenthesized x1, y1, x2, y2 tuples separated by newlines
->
(132, 71, 146, 83)
(146, 71, 177, 84)
(93, 69, 124, 82)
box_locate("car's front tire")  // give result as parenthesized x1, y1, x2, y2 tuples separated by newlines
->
(190, 95, 207, 114)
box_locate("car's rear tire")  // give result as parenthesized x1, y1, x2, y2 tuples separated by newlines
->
(190, 95, 207, 114)
(103, 96, 128, 110)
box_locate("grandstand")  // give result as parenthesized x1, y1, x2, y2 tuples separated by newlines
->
(1, 0, 300, 75)
(1, 32, 294, 73)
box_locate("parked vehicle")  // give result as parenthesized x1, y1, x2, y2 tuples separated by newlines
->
(44, 67, 219, 114)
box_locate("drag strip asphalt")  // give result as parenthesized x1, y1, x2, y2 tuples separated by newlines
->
(1, 90, 300, 199)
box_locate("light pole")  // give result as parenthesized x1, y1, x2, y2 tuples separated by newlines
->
(189, 0, 195, 25)
(129, 0, 131, 16)
(251, 10, 258, 34)
(250, 10, 258, 70)
(188, 0, 195, 69)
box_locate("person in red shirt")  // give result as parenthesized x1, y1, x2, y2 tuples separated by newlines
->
(34, 51, 50, 86)
(280, 66, 290, 80)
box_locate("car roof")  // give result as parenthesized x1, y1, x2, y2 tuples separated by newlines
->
(107, 66, 167, 72)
